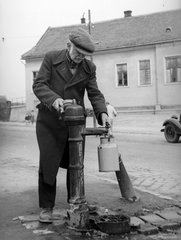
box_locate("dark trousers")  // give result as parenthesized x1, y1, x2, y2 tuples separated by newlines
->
(38, 169, 70, 208)
(38, 136, 85, 209)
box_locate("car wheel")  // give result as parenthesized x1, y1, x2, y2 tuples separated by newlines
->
(164, 124, 179, 143)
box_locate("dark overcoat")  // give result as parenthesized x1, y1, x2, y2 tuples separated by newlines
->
(33, 49, 107, 185)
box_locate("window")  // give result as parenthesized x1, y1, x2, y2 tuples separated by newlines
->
(166, 56, 181, 83)
(117, 64, 128, 86)
(139, 60, 151, 85)
(33, 71, 38, 82)
(31, 71, 38, 93)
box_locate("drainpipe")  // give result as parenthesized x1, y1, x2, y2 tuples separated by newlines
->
(155, 45, 161, 112)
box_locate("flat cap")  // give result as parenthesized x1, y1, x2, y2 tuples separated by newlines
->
(69, 28, 95, 55)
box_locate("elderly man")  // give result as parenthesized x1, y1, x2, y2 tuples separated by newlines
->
(33, 28, 110, 223)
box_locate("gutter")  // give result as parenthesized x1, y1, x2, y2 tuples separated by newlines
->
(95, 38, 181, 53)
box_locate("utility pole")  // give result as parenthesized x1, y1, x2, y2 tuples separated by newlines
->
(88, 9, 93, 63)
(88, 9, 96, 127)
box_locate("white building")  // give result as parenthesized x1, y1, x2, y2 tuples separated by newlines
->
(22, 9, 181, 117)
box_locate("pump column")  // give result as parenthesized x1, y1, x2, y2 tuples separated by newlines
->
(64, 102, 89, 230)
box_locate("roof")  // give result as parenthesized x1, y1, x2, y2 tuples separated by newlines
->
(22, 9, 181, 60)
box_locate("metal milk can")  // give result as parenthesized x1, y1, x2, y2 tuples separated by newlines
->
(97, 136, 119, 172)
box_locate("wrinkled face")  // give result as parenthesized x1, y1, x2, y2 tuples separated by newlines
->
(67, 42, 85, 63)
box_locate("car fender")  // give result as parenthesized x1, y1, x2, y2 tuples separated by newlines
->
(162, 119, 181, 135)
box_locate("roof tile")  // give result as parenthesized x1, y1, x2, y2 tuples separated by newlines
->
(22, 9, 181, 60)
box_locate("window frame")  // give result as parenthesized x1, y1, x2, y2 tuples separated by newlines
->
(115, 62, 129, 88)
(164, 55, 181, 84)
(31, 71, 39, 93)
(138, 59, 152, 86)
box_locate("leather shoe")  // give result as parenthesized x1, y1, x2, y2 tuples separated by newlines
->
(39, 208, 53, 223)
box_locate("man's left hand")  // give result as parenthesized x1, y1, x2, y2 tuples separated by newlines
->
(101, 113, 111, 127)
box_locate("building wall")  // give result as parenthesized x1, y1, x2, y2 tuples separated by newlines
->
(88, 45, 156, 109)
(10, 105, 26, 122)
(156, 41, 181, 107)
(25, 58, 42, 118)
(25, 41, 181, 113)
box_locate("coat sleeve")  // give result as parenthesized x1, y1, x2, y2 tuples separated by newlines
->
(86, 63, 107, 125)
(33, 52, 61, 110)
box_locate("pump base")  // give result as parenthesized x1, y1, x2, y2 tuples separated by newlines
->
(66, 203, 89, 229)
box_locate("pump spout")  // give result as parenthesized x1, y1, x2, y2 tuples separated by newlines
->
(82, 127, 108, 136)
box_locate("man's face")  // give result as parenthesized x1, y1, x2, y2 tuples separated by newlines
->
(68, 43, 85, 63)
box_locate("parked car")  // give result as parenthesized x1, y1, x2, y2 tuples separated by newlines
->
(161, 114, 181, 143)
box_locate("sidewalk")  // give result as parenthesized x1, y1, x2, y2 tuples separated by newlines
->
(1, 112, 177, 134)
(86, 112, 175, 135)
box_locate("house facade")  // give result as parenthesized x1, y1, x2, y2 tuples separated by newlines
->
(22, 9, 181, 116)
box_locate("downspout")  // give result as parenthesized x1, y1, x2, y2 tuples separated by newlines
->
(154, 45, 161, 113)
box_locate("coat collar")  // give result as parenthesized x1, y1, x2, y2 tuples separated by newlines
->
(53, 49, 91, 73)
(53, 49, 92, 86)
(53, 49, 67, 65)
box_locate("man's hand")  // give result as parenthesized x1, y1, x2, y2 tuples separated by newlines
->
(52, 98, 64, 112)
(101, 113, 111, 128)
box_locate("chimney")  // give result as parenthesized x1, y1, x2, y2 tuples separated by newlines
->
(124, 10, 132, 18)
(81, 13, 86, 24)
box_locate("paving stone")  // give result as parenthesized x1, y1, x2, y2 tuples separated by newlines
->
(156, 211, 181, 224)
(137, 224, 159, 235)
(139, 214, 166, 223)
(130, 216, 145, 229)
(178, 210, 181, 216)
(158, 207, 181, 213)
(138, 214, 179, 231)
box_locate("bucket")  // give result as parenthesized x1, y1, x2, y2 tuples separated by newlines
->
(97, 136, 119, 172)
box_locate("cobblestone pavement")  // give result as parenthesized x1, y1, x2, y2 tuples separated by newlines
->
(126, 166, 181, 200)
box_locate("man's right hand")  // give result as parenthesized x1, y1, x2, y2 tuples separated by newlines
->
(52, 98, 64, 112)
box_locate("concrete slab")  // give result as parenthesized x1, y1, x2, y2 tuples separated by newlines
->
(130, 216, 145, 228)
(137, 224, 159, 235)
(138, 214, 180, 231)
(156, 212, 181, 224)
(139, 214, 166, 223)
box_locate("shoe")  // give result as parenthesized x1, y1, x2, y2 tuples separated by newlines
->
(39, 208, 53, 223)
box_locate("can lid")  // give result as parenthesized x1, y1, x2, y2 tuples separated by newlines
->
(100, 136, 115, 144)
